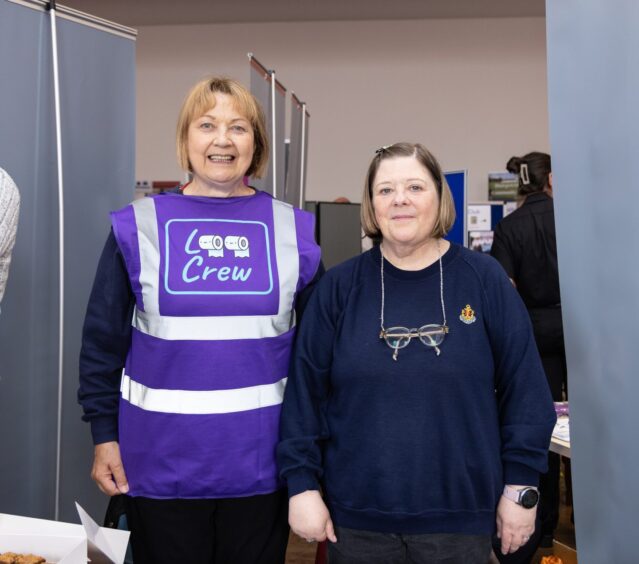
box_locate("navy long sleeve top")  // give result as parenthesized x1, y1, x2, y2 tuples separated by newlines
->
(277, 244, 556, 535)
(78, 231, 134, 444)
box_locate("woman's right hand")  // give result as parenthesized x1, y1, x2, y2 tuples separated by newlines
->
(289, 490, 337, 543)
(91, 441, 129, 496)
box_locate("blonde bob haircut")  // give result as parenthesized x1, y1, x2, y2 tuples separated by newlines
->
(361, 142, 456, 243)
(176, 76, 269, 178)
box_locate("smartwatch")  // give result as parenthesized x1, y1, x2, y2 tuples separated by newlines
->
(503, 485, 539, 509)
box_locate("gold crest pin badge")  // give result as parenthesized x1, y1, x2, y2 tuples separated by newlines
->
(459, 304, 477, 324)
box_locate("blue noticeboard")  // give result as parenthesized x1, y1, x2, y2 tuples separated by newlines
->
(491, 203, 504, 227)
(444, 170, 467, 246)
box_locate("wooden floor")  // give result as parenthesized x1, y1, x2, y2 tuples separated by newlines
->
(537, 456, 577, 564)
(285, 459, 577, 563)
(285, 532, 317, 564)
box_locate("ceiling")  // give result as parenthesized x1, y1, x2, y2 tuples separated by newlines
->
(60, 0, 545, 27)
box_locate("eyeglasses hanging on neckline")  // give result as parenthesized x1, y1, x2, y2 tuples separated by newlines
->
(379, 325, 449, 360)
(379, 242, 448, 361)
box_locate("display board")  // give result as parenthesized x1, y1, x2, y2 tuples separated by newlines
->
(0, 0, 136, 522)
(467, 203, 496, 252)
(466, 202, 515, 253)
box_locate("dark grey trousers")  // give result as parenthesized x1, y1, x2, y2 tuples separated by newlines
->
(328, 526, 492, 564)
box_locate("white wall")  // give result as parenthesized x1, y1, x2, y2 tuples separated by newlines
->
(136, 17, 549, 202)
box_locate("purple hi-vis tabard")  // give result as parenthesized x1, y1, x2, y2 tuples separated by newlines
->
(110, 191, 320, 499)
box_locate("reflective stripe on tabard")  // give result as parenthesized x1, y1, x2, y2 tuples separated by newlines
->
(120, 373, 287, 414)
(133, 307, 294, 340)
(132, 197, 161, 315)
(131, 197, 299, 340)
(272, 199, 300, 319)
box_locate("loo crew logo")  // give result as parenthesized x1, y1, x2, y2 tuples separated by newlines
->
(164, 219, 273, 295)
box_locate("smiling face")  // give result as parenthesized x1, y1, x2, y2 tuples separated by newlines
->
(187, 93, 255, 195)
(372, 156, 441, 251)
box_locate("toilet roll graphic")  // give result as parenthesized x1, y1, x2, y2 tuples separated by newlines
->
(224, 235, 250, 258)
(198, 234, 250, 258)
(198, 235, 224, 257)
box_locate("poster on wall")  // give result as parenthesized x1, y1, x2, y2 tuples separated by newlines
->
(488, 171, 518, 201)
(503, 201, 517, 216)
(468, 231, 494, 253)
(467, 204, 492, 231)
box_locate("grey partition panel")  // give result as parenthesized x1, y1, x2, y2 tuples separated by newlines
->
(56, 17, 136, 523)
(0, 0, 59, 519)
(249, 64, 272, 195)
(285, 101, 302, 206)
(0, 0, 135, 521)
(285, 100, 309, 208)
(249, 64, 286, 199)
(275, 84, 285, 199)
(546, 1, 639, 562)
(302, 111, 309, 205)
(307, 202, 362, 270)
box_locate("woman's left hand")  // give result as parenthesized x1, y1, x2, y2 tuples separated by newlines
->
(495, 494, 536, 554)
(289, 490, 337, 543)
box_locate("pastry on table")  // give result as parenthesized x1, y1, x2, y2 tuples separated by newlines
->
(0, 553, 46, 564)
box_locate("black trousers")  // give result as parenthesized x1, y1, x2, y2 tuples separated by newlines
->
(327, 526, 492, 564)
(539, 351, 567, 538)
(126, 490, 289, 564)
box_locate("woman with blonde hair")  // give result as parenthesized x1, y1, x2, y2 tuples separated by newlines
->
(79, 76, 321, 563)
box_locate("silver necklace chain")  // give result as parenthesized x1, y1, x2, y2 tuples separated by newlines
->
(379, 240, 447, 332)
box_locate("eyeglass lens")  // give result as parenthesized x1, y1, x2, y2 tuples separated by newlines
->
(383, 325, 447, 361)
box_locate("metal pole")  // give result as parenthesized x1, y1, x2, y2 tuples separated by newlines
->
(299, 104, 307, 209)
(48, 0, 65, 521)
(270, 70, 277, 200)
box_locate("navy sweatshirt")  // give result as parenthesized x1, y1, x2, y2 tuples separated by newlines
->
(277, 244, 556, 535)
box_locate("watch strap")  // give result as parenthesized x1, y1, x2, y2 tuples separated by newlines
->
(503, 485, 538, 505)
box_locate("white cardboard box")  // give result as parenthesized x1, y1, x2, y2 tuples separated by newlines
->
(0, 503, 129, 564)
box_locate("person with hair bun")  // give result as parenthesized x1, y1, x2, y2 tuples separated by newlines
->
(278, 143, 556, 563)
(78, 76, 321, 564)
(491, 151, 565, 556)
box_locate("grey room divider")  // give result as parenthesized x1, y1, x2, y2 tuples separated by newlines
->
(305, 202, 362, 269)
(284, 93, 309, 208)
(0, 0, 136, 522)
(249, 54, 286, 199)
(546, 1, 639, 561)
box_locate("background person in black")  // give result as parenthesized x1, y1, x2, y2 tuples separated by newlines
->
(490, 152, 566, 558)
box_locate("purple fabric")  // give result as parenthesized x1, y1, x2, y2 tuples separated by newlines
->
(293, 207, 321, 293)
(111, 206, 145, 311)
(154, 192, 281, 317)
(110, 191, 320, 499)
(120, 400, 283, 498)
(126, 327, 294, 390)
